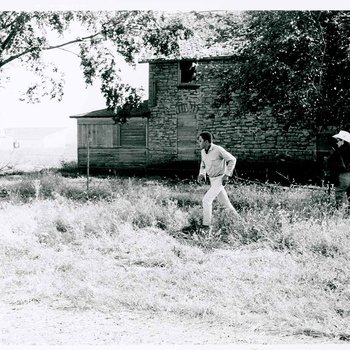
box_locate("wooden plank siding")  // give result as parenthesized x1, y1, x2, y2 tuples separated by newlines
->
(177, 113, 198, 161)
(78, 148, 147, 168)
(77, 117, 148, 169)
(120, 118, 147, 147)
(78, 124, 114, 148)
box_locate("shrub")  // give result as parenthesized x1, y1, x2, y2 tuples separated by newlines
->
(58, 160, 79, 176)
(59, 182, 87, 201)
(86, 181, 114, 200)
(39, 173, 64, 199)
(9, 178, 37, 202)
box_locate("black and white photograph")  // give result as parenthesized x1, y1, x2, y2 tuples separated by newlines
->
(1, 1, 350, 349)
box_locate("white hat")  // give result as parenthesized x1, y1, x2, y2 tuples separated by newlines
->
(332, 130, 350, 144)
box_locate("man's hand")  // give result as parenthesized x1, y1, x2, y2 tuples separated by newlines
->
(197, 174, 206, 185)
(222, 175, 230, 186)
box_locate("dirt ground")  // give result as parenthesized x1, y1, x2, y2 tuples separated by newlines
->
(1, 302, 339, 346)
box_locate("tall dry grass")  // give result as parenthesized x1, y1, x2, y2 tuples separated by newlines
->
(0, 173, 349, 343)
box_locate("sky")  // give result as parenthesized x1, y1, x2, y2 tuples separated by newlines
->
(0, 47, 148, 129)
(0, 24, 149, 129)
(0, 0, 349, 130)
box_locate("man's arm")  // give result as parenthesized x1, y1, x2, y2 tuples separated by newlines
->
(219, 146, 237, 176)
(199, 159, 206, 176)
(197, 153, 206, 184)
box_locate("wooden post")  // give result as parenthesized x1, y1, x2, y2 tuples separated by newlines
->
(87, 125, 90, 195)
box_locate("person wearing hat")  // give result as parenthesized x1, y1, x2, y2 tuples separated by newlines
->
(328, 130, 350, 208)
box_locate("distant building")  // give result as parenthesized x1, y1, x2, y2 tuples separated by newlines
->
(0, 127, 76, 172)
(3, 127, 68, 149)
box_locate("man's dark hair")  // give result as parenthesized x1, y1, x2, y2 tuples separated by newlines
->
(199, 131, 212, 143)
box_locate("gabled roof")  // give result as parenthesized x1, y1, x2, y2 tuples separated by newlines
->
(70, 108, 117, 118)
(70, 101, 150, 119)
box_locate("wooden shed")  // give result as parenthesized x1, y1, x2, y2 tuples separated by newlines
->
(70, 103, 150, 173)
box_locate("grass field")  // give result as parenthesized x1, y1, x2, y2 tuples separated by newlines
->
(0, 171, 349, 345)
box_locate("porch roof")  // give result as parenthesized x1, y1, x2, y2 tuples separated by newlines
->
(70, 101, 150, 119)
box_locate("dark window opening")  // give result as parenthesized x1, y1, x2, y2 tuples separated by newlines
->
(180, 61, 198, 84)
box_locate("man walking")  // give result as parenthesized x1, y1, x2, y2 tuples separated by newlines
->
(197, 131, 239, 233)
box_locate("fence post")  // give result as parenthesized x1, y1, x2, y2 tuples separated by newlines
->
(87, 125, 90, 195)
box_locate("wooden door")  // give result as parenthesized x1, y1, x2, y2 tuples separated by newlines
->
(177, 113, 198, 161)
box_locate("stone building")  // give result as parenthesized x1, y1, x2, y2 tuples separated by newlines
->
(146, 54, 331, 180)
(71, 51, 333, 181)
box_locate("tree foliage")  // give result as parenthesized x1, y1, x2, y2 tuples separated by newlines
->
(215, 11, 350, 130)
(0, 11, 192, 111)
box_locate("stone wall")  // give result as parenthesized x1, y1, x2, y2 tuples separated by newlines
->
(147, 58, 318, 175)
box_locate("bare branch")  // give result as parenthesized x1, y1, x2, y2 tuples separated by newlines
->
(0, 48, 31, 67)
(0, 32, 102, 68)
(43, 32, 102, 51)
(57, 47, 81, 58)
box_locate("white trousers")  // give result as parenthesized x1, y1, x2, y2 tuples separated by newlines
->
(202, 175, 238, 226)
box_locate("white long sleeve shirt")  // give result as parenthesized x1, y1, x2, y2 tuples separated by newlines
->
(199, 143, 237, 178)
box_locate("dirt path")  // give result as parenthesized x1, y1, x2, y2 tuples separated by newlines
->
(0, 303, 336, 345)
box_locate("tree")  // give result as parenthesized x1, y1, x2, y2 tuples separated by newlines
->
(214, 11, 350, 130)
(0, 11, 192, 112)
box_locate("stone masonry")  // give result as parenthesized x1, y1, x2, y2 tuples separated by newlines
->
(147, 58, 317, 174)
